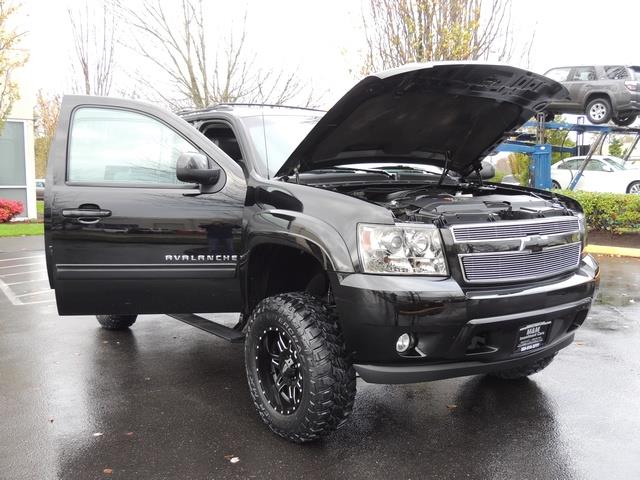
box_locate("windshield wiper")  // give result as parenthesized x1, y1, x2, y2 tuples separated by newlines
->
(328, 167, 396, 179)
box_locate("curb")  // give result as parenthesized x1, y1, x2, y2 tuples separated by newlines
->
(585, 244, 640, 258)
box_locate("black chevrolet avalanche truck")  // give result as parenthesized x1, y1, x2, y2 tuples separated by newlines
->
(45, 63, 599, 442)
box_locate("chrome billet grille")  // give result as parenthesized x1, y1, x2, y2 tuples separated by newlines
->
(452, 217, 580, 242)
(460, 242, 582, 283)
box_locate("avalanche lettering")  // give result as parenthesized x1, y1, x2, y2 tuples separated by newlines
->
(165, 254, 238, 262)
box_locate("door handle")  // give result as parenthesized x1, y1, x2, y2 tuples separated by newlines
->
(62, 208, 112, 223)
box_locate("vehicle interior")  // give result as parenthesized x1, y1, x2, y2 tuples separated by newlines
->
(201, 123, 244, 165)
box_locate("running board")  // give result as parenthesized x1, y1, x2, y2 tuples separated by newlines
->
(167, 313, 245, 343)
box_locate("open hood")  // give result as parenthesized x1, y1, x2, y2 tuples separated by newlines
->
(276, 62, 568, 178)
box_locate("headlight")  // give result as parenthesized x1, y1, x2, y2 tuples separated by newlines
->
(358, 223, 448, 275)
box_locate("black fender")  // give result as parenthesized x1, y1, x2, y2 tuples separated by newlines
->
(245, 210, 352, 272)
(239, 210, 354, 316)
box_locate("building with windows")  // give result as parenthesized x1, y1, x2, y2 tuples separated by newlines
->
(0, 77, 36, 220)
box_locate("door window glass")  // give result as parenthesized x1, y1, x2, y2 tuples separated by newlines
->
(557, 159, 580, 170)
(584, 160, 602, 171)
(69, 107, 196, 185)
(571, 67, 597, 81)
(545, 67, 572, 82)
(605, 66, 629, 80)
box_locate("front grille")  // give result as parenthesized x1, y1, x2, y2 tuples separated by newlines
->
(460, 242, 582, 283)
(452, 217, 580, 242)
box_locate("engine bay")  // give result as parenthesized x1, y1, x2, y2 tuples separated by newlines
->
(333, 183, 575, 227)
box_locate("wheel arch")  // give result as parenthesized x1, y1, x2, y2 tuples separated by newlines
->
(242, 239, 333, 319)
(584, 92, 612, 109)
(626, 180, 640, 194)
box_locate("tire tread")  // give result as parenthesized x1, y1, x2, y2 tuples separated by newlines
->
(245, 292, 356, 442)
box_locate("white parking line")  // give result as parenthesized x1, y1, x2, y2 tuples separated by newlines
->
(0, 255, 44, 262)
(0, 279, 23, 305)
(6, 278, 48, 286)
(22, 299, 55, 305)
(0, 254, 53, 306)
(16, 289, 53, 298)
(0, 269, 46, 277)
(0, 262, 42, 269)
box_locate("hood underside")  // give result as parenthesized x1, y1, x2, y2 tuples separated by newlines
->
(276, 62, 569, 178)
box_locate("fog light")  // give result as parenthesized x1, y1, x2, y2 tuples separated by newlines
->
(396, 333, 414, 353)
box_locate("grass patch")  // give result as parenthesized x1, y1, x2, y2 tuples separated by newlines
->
(37, 200, 44, 215)
(0, 222, 44, 237)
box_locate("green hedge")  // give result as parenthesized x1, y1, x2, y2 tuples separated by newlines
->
(557, 190, 640, 233)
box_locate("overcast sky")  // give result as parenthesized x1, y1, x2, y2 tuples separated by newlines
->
(18, 0, 640, 108)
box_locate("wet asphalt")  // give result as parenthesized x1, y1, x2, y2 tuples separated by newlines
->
(1, 237, 639, 480)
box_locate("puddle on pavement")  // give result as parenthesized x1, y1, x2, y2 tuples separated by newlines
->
(583, 255, 640, 332)
(593, 255, 640, 307)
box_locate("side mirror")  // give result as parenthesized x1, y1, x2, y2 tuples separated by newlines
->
(603, 165, 614, 173)
(467, 160, 496, 180)
(176, 152, 221, 185)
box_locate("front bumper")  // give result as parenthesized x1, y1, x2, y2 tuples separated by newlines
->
(331, 254, 599, 384)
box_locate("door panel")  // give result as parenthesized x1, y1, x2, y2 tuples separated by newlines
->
(45, 96, 247, 315)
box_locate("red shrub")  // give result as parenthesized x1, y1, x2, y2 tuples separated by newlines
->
(0, 199, 23, 223)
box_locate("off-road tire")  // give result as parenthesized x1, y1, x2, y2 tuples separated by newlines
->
(244, 292, 356, 443)
(488, 353, 556, 380)
(96, 314, 137, 330)
(612, 115, 637, 127)
(585, 97, 612, 124)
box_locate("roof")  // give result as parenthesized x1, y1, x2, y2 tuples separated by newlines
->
(178, 103, 325, 120)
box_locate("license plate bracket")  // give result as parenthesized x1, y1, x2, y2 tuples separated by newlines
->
(515, 321, 551, 353)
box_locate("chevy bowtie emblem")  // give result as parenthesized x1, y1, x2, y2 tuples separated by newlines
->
(519, 234, 549, 252)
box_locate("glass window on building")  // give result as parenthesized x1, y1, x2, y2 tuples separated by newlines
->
(0, 121, 26, 186)
(0, 121, 28, 208)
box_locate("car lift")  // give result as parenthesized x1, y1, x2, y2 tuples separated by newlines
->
(496, 113, 640, 190)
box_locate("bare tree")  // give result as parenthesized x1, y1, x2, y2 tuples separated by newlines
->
(361, 0, 527, 74)
(0, 0, 27, 128)
(68, 0, 116, 96)
(34, 90, 61, 177)
(116, 0, 317, 109)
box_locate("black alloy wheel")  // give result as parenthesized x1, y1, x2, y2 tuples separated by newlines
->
(245, 292, 356, 442)
(255, 326, 303, 415)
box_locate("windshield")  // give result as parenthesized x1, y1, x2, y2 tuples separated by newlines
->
(240, 114, 322, 177)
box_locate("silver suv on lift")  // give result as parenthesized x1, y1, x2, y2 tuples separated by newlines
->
(543, 65, 640, 126)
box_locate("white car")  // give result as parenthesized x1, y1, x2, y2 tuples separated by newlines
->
(551, 155, 640, 194)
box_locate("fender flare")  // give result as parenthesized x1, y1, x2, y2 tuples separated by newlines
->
(243, 210, 353, 273)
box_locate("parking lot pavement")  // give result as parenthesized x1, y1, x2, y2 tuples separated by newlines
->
(0, 239, 53, 307)
(1, 240, 639, 480)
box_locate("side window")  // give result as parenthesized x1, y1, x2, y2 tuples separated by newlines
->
(571, 66, 597, 82)
(585, 160, 606, 171)
(604, 66, 629, 80)
(545, 67, 572, 82)
(201, 123, 243, 163)
(68, 107, 197, 185)
(560, 159, 580, 170)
